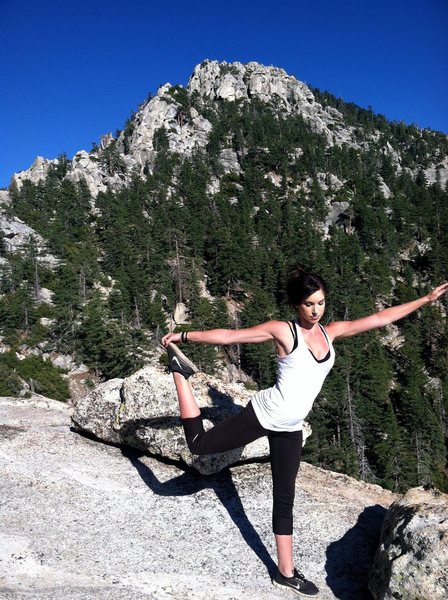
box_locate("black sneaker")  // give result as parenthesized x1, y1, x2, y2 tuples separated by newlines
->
(166, 343, 199, 379)
(273, 568, 319, 596)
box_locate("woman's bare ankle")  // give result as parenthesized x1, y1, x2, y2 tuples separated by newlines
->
(278, 565, 294, 578)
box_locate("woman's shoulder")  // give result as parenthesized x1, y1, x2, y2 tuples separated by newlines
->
(269, 319, 296, 331)
(255, 319, 295, 340)
(324, 320, 347, 342)
(258, 319, 293, 327)
(263, 320, 297, 356)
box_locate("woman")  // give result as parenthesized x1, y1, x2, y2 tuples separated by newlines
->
(161, 267, 448, 596)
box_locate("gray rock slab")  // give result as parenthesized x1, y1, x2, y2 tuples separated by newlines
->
(1, 396, 396, 599)
(369, 486, 448, 599)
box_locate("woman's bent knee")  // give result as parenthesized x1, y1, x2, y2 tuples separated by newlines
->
(186, 433, 207, 455)
(181, 415, 205, 454)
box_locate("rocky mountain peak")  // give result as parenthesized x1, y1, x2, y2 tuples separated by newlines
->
(9, 60, 350, 198)
(190, 60, 314, 107)
(188, 60, 356, 140)
(8, 59, 448, 199)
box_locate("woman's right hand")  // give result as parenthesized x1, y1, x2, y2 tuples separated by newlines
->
(161, 332, 182, 347)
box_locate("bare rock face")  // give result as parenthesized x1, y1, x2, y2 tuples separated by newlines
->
(0, 208, 61, 269)
(189, 60, 346, 146)
(424, 155, 448, 187)
(173, 301, 189, 324)
(116, 84, 213, 170)
(0, 189, 60, 270)
(67, 150, 111, 197)
(71, 364, 269, 474)
(12, 156, 57, 189)
(1, 395, 397, 599)
(0, 190, 11, 206)
(0, 211, 45, 252)
(71, 377, 124, 440)
(369, 486, 448, 600)
(218, 148, 241, 174)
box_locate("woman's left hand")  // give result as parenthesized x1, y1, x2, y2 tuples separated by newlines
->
(426, 282, 448, 303)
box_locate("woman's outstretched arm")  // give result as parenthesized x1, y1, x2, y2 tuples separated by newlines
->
(161, 320, 292, 352)
(326, 282, 448, 341)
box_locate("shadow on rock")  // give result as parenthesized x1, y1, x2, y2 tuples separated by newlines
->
(325, 504, 387, 600)
(368, 504, 420, 600)
(122, 446, 277, 577)
(114, 385, 251, 473)
(206, 384, 239, 410)
(117, 383, 245, 435)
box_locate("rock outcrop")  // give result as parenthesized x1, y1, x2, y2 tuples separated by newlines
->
(1, 395, 397, 599)
(0, 190, 61, 269)
(11, 156, 58, 189)
(0, 210, 60, 268)
(189, 60, 348, 145)
(369, 486, 448, 599)
(0, 190, 11, 206)
(71, 364, 270, 475)
(191, 61, 300, 107)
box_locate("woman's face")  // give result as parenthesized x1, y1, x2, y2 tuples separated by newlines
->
(296, 288, 326, 326)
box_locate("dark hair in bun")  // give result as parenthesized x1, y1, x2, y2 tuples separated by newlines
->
(286, 265, 328, 307)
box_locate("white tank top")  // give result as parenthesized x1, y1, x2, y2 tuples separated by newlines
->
(251, 321, 335, 432)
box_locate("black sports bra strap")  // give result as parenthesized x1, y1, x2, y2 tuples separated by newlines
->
(287, 320, 299, 354)
(318, 323, 330, 343)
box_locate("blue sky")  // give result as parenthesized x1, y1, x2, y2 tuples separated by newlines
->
(1, 0, 447, 188)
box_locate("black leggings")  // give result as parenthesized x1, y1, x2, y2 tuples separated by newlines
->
(181, 402, 302, 535)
